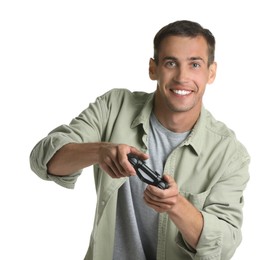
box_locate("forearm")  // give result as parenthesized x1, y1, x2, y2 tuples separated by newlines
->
(167, 194, 203, 249)
(47, 142, 103, 176)
(47, 142, 147, 177)
(144, 176, 203, 249)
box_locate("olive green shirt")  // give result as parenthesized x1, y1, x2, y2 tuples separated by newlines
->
(30, 88, 250, 260)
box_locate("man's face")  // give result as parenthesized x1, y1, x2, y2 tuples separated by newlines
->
(150, 35, 216, 115)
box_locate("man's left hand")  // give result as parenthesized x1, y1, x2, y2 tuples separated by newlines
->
(143, 174, 179, 213)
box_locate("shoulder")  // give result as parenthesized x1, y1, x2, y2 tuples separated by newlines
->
(98, 88, 151, 102)
(203, 108, 250, 161)
(88, 88, 154, 123)
(94, 88, 153, 113)
(204, 109, 234, 138)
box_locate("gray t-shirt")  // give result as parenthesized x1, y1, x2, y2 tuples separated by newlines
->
(113, 113, 190, 260)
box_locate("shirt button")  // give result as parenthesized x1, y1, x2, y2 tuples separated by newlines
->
(101, 200, 105, 206)
(216, 240, 222, 246)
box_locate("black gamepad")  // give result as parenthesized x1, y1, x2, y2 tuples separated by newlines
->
(127, 153, 169, 190)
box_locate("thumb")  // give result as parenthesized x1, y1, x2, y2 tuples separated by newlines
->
(163, 174, 173, 183)
(129, 146, 149, 160)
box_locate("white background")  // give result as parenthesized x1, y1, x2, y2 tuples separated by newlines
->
(1, 0, 279, 259)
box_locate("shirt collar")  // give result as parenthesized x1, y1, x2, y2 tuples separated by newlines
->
(131, 92, 206, 156)
(183, 106, 207, 156)
(131, 92, 154, 132)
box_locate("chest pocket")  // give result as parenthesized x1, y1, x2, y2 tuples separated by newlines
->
(180, 189, 211, 211)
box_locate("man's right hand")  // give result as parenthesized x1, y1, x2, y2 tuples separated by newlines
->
(98, 143, 149, 179)
(47, 142, 148, 178)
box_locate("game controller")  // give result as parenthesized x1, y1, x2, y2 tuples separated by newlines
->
(127, 153, 169, 190)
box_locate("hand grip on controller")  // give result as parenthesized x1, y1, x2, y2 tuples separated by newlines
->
(127, 153, 169, 190)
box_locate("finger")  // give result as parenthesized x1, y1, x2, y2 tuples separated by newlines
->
(162, 174, 174, 184)
(100, 164, 119, 178)
(102, 157, 126, 178)
(110, 162, 126, 178)
(144, 195, 171, 212)
(118, 155, 136, 176)
(124, 147, 149, 175)
(116, 153, 137, 176)
(129, 146, 149, 160)
(145, 185, 178, 205)
(117, 146, 145, 176)
(146, 184, 168, 198)
(144, 186, 164, 202)
(111, 157, 129, 176)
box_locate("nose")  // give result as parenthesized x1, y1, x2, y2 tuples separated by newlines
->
(173, 65, 190, 84)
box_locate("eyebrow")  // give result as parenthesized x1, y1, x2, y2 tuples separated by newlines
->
(163, 56, 178, 61)
(163, 56, 206, 63)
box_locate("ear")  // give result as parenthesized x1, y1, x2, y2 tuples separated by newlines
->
(207, 62, 217, 84)
(149, 58, 157, 80)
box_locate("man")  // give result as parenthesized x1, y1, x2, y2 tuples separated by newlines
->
(30, 20, 250, 260)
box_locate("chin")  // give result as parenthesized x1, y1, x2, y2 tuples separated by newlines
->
(168, 101, 196, 113)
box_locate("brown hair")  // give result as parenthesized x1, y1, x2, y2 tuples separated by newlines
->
(153, 20, 215, 67)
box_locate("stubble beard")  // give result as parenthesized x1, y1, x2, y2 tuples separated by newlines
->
(164, 95, 197, 114)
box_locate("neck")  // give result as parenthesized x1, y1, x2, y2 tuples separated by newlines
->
(153, 102, 201, 133)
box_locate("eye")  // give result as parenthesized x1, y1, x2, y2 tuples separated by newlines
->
(165, 60, 177, 68)
(191, 62, 201, 69)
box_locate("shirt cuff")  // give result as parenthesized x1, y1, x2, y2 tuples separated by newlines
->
(175, 211, 222, 259)
(30, 133, 81, 189)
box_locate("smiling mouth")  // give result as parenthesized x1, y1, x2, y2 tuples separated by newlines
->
(171, 89, 192, 96)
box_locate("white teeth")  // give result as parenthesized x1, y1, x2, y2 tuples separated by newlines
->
(172, 89, 191, 95)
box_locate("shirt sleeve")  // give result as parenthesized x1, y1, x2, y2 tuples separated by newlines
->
(29, 131, 82, 189)
(29, 93, 110, 189)
(176, 143, 250, 260)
